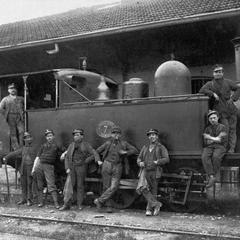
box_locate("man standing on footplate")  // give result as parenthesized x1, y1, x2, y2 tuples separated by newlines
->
(0, 83, 24, 150)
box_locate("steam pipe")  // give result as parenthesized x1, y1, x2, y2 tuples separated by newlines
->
(23, 75, 28, 131)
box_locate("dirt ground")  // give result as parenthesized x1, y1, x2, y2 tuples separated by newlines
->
(1, 166, 240, 239)
(0, 203, 239, 239)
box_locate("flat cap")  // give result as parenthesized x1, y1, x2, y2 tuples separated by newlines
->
(44, 129, 54, 136)
(72, 129, 84, 135)
(8, 83, 17, 89)
(146, 128, 159, 136)
(23, 132, 32, 139)
(111, 126, 121, 134)
(213, 64, 223, 72)
(207, 110, 219, 118)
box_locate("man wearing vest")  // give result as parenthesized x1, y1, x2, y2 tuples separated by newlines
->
(3, 132, 35, 206)
(60, 129, 100, 211)
(137, 129, 169, 216)
(32, 129, 62, 209)
(94, 126, 138, 213)
(0, 83, 24, 150)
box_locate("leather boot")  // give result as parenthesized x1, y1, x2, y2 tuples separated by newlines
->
(38, 191, 44, 207)
(51, 191, 60, 209)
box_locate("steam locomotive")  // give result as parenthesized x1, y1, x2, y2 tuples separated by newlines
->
(0, 60, 239, 212)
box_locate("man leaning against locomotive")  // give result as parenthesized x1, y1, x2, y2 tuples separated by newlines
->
(1, 64, 240, 214)
(200, 64, 240, 187)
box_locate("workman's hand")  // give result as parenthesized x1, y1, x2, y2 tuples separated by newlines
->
(139, 162, 145, 168)
(31, 170, 35, 176)
(203, 133, 213, 140)
(206, 139, 214, 145)
(66, 169, 70, 174)
(97, 161, 103, 166)
(154, 161, 158, 165)
(213, 93, 219, 101)
(60, 152, 67, 161)
(2, 157, 6, 163)
(118, 150, 127, 155)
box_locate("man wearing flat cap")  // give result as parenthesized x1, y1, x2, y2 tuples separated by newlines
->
(199, 65, 240, 153)
(202, 110, 227, 188)
(32, 129, 62, 209)
(59, 129, 100, 211)
(137, 129, 169, 216)
(3, 132, 35, 206)
(0, 83, 24, 150)
(94, 126, 138, 213)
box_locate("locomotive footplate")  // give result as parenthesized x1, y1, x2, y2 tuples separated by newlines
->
(160, 172, 193, 205)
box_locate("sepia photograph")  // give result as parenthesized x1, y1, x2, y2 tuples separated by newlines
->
(0, 0, 240, 239)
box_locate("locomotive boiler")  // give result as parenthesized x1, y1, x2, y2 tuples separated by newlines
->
(0, 61, 239, 212)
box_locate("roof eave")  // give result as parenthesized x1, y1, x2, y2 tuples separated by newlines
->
(0, 8, 240, 52)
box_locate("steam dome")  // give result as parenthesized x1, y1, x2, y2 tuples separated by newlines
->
(154, 60, 191, 96)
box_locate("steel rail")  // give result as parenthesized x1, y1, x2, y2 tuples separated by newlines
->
(0, 213, 239, 239)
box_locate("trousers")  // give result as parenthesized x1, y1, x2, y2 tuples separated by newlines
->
(7, 113, 24, 150)
(98, 161, 122, 207)
(201, 145, 226, 176)
(36, 163, 57, 193)
(21, 164, 33, 201)
(70, 164, 86, 206)
(143, 170, 160, 210)
(221, 115, 237, 151)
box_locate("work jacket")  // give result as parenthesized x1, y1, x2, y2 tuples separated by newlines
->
(64, 141, 100, 170)
(96, 139, 138, 175)
(199, 78, 240, 117)
(137, 142, 169, 178)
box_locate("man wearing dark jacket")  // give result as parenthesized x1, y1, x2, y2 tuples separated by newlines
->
(60, 129, 100, 211)
(32, 129, 62, 209)
(94, 126, 138, 212)
(199, 65, 240, 153)
(3, 132, 35, 206)
(137, 129, 169, 216)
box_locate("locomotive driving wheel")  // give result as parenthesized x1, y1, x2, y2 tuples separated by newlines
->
(166, 166, 205, 213)
(111, 189, 138, 209)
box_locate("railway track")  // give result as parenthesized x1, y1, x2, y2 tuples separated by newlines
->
(0, 212, 239, 240)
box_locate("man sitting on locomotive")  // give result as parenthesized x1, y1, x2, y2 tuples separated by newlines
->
(94, 126, 138, 213)
(202, 110, 227, 188)
(136, 129, 169, 216)
(59, 128, 100, 211)
(199, 65, 240, 153)
(32, 129, 62, 209)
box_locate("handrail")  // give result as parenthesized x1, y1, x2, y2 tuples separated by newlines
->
(61, 94, 208, 106)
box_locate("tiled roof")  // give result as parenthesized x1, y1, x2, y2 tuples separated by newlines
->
(0, 0, 240, 50)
